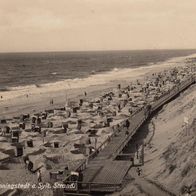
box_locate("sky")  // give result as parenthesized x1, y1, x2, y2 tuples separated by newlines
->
(0, 0, 196, 52)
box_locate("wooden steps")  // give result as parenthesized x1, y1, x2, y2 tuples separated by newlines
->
(82, 165, 103, 183)
(92, 161, 132, 184)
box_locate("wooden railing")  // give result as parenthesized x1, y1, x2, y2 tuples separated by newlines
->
(60, 74, 196, 194)
(151, 76, 195, 112)
(53, 180, 122, 194)
(112, 111, 147, 159)
(74, 75, 195, 172)
(74, 126, 123, 172)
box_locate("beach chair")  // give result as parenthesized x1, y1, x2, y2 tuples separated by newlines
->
(54, 141, 59, 148)
(37, 117, 41, 125)
(27, 139, 33, 147)
(0, 119, 7, 124)
(11, 130, 19, 143)
(15, 144, 23, 157)
(72, 107, 77, 113)
(41, 112, 47, 119)
(79, 99, 83, 106)
(87, 129, 97, 137)
(20, 114, 30, 122)
(89, 102, 93, 108)
(45, 109, 54, 114)
(19, 122, 25, 130)
(34, 126, 41, 133)
(5, 126, 10, 134)
(62, 122, 68, 132)
(77, 120, 82, 130)
(32, 116, 36, 124)
(48, 121, 53, 128)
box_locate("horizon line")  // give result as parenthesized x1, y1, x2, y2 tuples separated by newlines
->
(1, 48, 196, 54)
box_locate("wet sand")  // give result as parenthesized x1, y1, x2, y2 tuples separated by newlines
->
(0, 53, 195, 119)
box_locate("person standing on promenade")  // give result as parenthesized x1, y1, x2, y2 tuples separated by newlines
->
(37, 169, 42, 183)
(136, 167, 142, 176)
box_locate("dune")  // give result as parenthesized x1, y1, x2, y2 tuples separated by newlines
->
(111, 82, 196, 196)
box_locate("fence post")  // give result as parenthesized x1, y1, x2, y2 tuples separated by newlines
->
(141, 142, 144, 165)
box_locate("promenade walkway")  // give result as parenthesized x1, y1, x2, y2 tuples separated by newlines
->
(64, 76, 195, 194)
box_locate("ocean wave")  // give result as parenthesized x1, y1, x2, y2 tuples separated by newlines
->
(0, 87, 10, 92)
(0, 52, 196, 101)
(113, 68, 119, 72)
(9, 84, 43, 91)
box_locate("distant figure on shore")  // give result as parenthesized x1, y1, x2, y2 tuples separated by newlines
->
(84, 91, 87, 96)
(50, 99, 54, 105)
(37, 169, 42, 182)
(1, 96, 3, 99)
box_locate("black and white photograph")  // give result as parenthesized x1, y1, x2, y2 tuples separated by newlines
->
(0, 0, 195, 195)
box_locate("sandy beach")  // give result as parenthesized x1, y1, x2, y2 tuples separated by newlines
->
(2, 0, 196, 195)
(2, 0, 196, 194)
(0, 53, 195, 119)
(0, 53, 195, 196)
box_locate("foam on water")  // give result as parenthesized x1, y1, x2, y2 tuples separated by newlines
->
(0, 53, 196, 102)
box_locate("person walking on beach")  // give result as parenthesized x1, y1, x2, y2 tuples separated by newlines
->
(27, 160, 34, 172)
(37, 169, 42, 182)
(49, 99, 54, 105)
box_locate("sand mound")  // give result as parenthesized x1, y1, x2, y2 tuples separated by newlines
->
(160, 119, 196, 194)
(142, 84, 196, 195)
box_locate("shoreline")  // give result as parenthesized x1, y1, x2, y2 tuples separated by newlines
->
(0, 53, 196, 119)
(0, 54, 195, 196)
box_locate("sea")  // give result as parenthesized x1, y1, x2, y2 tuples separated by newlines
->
(0, 49, 196, 100)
